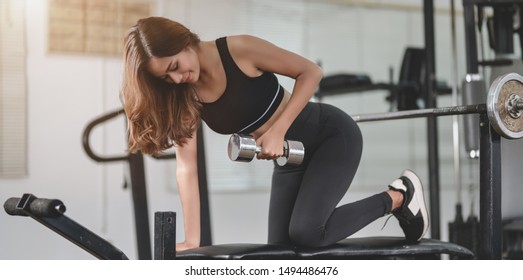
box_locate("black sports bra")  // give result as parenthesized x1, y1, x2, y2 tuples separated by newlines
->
(200, 37, 284, 134)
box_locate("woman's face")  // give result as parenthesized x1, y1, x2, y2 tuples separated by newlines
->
(146, 47, 200, 85)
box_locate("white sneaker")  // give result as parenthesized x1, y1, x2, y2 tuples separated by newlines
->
(388, 170, 429, 242)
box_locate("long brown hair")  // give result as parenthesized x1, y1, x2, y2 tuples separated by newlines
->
(121, 17, 201, 155)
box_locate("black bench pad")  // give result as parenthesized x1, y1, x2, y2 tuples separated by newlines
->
(296, 237, 474, 259)
(176, 237, 474, 260)
(177, 243, 297, 260)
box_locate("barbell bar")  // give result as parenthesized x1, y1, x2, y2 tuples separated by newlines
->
(351, 72, 523, 140)
(352, 104, 487, 122)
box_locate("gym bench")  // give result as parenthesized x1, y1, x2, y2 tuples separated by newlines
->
(3, 195, 473, 260)
(156, 212, 473, 260)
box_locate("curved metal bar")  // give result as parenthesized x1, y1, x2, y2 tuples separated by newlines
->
(352, 104, 487, 123)
(152, 153, 177, 160)
(82, 108, 129, 162)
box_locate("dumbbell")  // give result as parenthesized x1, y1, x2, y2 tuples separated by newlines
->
(228, 134, 305, 166)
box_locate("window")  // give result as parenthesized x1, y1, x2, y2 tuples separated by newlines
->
(0, 0, 27, 177)
(48, 0, 153, 56)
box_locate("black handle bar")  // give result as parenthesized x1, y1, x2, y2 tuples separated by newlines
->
(82, 108, 176, 162)
(82, 108, 129, 162)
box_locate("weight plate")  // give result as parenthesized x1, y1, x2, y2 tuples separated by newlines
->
(487, 73, 523, 139)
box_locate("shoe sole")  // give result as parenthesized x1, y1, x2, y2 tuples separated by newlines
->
(402, 169, 429, 241)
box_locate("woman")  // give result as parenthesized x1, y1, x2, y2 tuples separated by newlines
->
(121, 16, 429, 251)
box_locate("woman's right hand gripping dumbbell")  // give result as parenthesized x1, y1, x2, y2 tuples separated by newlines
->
(228, 133, 304, 166)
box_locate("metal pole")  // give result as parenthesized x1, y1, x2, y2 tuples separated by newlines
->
(197, 126, 213, 246)
(128, 152, 152, 260)
(478, 113, 502, 259)
(154, 211, 176, 260)
(424, 0, 441, 240)
(449, 0, 463, 212)
(463, 0, 479, 74)
(423, 0, 440, 239)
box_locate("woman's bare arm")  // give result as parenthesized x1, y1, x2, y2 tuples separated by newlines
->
(174, 129, 201, 251)
(228, 35, 323, 157)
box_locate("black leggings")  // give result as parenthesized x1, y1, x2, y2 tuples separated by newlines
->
(269, 102, 392, 247)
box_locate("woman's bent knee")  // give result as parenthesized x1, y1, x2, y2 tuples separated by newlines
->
(288, 224, 328, 248)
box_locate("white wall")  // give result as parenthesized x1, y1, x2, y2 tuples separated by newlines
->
(1, 0, 129, 259)
(1, 0, 522, 260)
